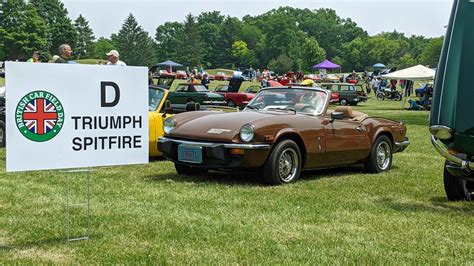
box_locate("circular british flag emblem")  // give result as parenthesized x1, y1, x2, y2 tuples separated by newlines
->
(15, 90, 64, 142)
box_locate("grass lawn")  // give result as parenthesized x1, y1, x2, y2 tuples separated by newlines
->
(1, 94, 473, 264)
(0, 78, 4, 87)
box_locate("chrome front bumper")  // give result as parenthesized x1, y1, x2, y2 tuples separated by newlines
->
(394, 140, 410, 152)
(203, 100, 226, 105)
(158, 137, 270, 149)
(431, 135, 474, 171)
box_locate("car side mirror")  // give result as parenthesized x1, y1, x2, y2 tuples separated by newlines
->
(330, 111, 344, 122)
(162, 100, 173, 117)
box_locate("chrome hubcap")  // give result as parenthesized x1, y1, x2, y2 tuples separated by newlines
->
(376, 142, 391, 170)
(278, 148, 298, 182)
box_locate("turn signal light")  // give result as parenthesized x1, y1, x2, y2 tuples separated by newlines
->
(264, 135, 274, 142)
(229, 148, 245, 155)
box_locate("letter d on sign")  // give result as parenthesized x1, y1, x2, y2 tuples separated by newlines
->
(101, 81, 120, 107)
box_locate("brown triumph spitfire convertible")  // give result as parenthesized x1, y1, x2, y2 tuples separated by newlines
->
(158, 86, 410, 185)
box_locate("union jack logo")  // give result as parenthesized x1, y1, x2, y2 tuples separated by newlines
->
(23, 98, 58, 135)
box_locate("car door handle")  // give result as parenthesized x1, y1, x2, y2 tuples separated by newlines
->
(356, 126, 365, 132)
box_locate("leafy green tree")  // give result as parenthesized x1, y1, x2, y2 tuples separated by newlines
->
(74, 14, 95, 59)
(215, 16, 242, 68)
(30, 0, 78, 55)
(339, 37, 367, 71)
(420, 37, 444, 68)
(195, 11, 226, 67)
(155, 22, 183, 62)
(396, 53, 417, 69)
(114, 13, 156, 66)
(0, 0, 47, 60)
(299, 37, 326, 72)
(231, 40, 256, 67)
(299, 8, 367, 59)
(93, 37, 117, 60)
(174, 14, 205, 67)
(407, 35, 430, 60)
(268, 54, 294, 74)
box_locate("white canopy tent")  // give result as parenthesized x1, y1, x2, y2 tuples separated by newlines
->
(382, 65, 435, 80)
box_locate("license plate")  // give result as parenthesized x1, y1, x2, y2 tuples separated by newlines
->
(177, 145, 202, 164)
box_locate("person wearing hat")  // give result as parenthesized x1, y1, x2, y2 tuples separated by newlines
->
(106, 50, 126, 66)
(27, 51, 41, 63)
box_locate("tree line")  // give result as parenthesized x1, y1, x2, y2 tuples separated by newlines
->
(0, 1, 443, 72)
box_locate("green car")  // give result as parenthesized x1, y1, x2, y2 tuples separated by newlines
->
(430, 0, 474, 201)
(319, 83, 369, 106)
(168, 83, 226, 106)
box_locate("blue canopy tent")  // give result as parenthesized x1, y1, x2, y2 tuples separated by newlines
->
(150, 60, 183, 72)
(373, 63, 386, 69)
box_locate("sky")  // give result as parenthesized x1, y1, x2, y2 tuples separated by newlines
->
(62, 0, 453, 39)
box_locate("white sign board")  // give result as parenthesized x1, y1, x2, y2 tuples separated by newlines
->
(6, 62, 149, 172)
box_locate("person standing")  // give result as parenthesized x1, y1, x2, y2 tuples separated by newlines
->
(27, 51, 41, 63)
(201, 74, 210, 89)
(54, 44, 72, 63)
(372, 77, 380, 95)
(106, 50, 126, 66)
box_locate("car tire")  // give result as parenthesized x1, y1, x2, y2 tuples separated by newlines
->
(227, 100, 236, 107)
(263, 139, 301, 185)
(174, 163, 208, 175)
(340, 98, 349, 106)
(376, 93, 385, 101)
(395, 94, 403, 101)
(364, 135, 393, 173)
(0, 119, 5, 148)
(444, 160, 472, 201)
(352, 102, 358, 106)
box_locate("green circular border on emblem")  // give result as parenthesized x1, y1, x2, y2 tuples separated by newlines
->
(15, 90, 65, 142)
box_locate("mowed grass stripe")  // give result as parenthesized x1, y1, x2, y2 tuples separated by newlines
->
(0, 94, 473, 264)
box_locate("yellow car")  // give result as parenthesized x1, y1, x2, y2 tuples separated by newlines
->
(148, 86, 172, 157)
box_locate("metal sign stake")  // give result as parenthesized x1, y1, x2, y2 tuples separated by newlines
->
(64, 168, 92, 242)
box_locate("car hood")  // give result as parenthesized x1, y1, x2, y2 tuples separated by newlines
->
(168, 110, 298, 142)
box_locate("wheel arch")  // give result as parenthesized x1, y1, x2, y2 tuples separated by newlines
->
(273, 131, 307, 168)
(373, 129, 394, 147)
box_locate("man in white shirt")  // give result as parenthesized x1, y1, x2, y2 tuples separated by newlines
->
(106, 50, 126, 66)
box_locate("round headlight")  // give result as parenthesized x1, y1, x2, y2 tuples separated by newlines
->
(240, 124, 255, 142)
(163, 118, 176, 134)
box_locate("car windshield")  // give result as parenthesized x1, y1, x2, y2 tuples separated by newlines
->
(246, 88, 327, 115)
(149, 88, 165, 111)
(215, 86, 228, 92)
(194, 85, 208, 92)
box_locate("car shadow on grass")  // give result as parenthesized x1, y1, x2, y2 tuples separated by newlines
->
(299, 165, 369, 182)
(146, 164, 377, 186)
(145, 170, 265, 187)
(377, 197, 474, 216)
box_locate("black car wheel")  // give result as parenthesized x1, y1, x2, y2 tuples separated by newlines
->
(395, 93, 403, 101)
(263, 140, 301, 185)
(174, 163, 208, 175)
(376, 93, 385, 101)
(0, 120, 5, 148)
(365, 135, 392, 173)
(227, 100, 236, 107)
(340, 98, 349, 106)
(444, 161, 472, 201)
